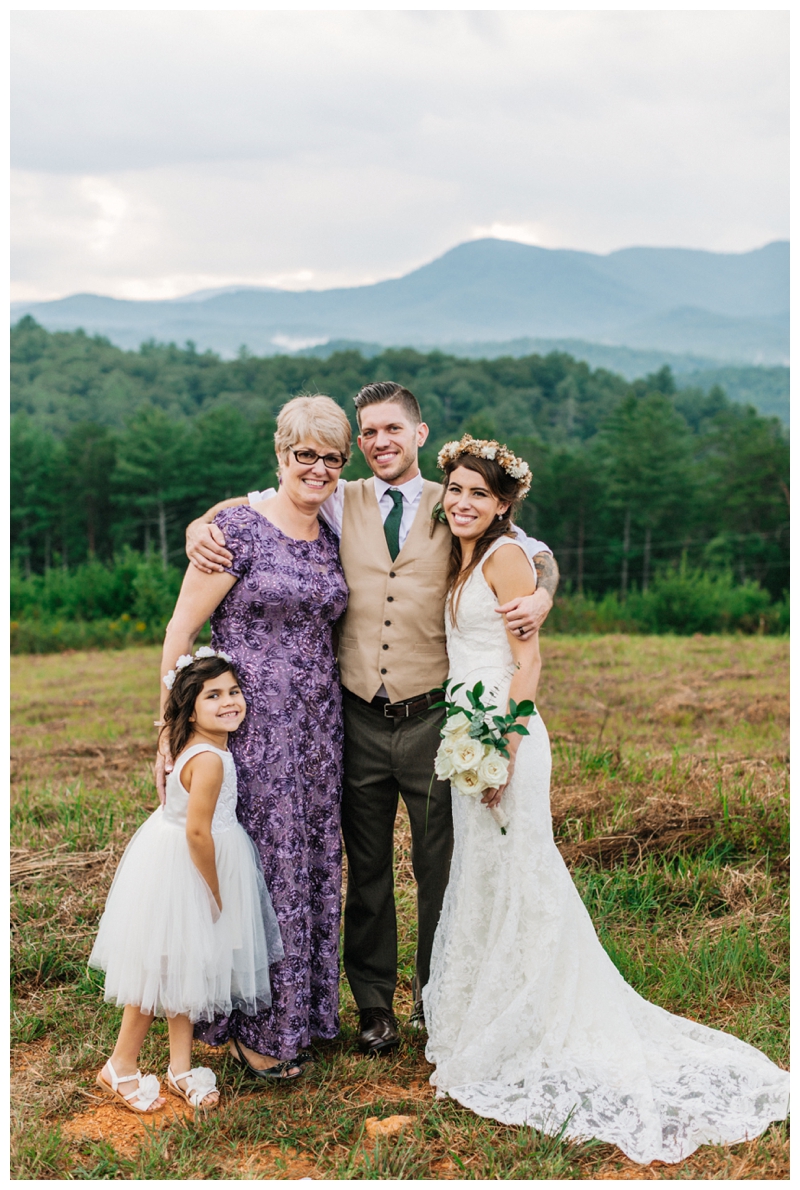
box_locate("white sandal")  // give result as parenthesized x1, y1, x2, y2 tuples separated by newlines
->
(96, 1059, 164, 1114)
(166, 1064, 219, 1112)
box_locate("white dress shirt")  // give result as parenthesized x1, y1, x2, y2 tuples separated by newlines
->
(248, 474, 552, 560)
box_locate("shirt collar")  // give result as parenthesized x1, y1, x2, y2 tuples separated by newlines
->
(374, 471, 424, 503)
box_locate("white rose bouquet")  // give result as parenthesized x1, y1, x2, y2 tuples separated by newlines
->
(432, 680, 536, 833)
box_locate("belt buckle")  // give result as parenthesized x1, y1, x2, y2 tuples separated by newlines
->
(383, 700, 411, 719)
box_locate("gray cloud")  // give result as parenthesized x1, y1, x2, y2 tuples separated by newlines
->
(11, 10, 788, 301)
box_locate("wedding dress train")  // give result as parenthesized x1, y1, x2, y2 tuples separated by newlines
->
(424, 538, 789, 1164)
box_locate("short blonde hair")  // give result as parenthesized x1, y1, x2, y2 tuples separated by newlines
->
(274, 394, 352, 461)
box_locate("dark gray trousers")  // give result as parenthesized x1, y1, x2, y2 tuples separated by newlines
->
(341, 691, 453, 1012)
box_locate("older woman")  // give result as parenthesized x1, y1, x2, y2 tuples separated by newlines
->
(157, 394, 350, 1078)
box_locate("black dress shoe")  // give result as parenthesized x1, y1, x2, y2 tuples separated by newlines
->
(357, 1007, 400, 1054)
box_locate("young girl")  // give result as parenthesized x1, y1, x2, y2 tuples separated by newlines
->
(89, 650, 283, 1114)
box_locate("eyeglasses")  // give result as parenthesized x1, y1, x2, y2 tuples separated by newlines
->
(291, 448, 348, 471)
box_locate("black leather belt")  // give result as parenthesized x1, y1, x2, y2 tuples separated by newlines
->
(344, 687, 445, 719)
(377, 689, 445, 719)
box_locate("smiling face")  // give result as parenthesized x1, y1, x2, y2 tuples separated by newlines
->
(442, 464, 510, 542)
(357, 401, 429, 485)
(190, 672, 246, 737)
(277, 438, 344, 507)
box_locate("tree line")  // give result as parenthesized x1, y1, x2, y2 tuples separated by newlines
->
(11, 316, 789, 604)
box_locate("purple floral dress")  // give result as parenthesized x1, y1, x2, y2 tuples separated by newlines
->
(195, 505, 348, 1059)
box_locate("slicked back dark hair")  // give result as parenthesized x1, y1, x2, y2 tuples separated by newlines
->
(162, 656, 244, 759)
(353, 381, 422, 427)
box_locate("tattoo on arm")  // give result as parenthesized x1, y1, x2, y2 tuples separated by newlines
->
(533, 552, 559, 598)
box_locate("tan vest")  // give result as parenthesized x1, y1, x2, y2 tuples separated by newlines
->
(337, 477, 452, 702)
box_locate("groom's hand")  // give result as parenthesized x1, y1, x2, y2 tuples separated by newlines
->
(497, 588, 552, 640)
(187, 519, 233, 574)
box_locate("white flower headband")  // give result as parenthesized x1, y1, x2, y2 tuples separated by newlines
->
(437, 434, 532, 498)
(163, 646, 234, 691)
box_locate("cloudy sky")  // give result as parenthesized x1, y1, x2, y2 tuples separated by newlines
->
(11, 9, 788, 302)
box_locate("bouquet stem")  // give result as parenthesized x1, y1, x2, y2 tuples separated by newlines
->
(489, 805, 509, 834)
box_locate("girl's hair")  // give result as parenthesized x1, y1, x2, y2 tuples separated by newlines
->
(443, 454, 526, 621)
(274, 394, 352, 462)
(162, 655, 243, 759)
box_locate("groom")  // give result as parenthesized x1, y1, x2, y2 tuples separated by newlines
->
(185, 382, 558, 1053)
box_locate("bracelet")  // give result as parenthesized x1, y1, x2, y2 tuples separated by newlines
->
(153, 720, 165, 728)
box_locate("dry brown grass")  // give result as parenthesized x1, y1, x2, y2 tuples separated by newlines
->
(10, 637, 789, 1179)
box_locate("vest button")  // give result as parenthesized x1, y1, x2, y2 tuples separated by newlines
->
(382, 643, 389, 650)
(387, 596, 394, 602)
(384, 620, 391, 626)
(389, 571, 396, 578)
(380, 668, 387, 675)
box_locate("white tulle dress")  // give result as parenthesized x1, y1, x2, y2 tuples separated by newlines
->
(89, 743, 283, 1022)
(424, 538, 789, 1164)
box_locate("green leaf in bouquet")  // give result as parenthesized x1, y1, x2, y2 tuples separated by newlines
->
(506, 723, 530, 736)
(514, 699, 535, 717)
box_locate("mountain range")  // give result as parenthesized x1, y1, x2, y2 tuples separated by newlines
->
(11, 237, 789, 365)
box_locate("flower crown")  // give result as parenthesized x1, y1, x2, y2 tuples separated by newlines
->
(437, 434, 532, 498)
(163, 647, 234, 691)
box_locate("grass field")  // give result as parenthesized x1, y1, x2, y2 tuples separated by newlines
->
(11, 636, 789, 1179)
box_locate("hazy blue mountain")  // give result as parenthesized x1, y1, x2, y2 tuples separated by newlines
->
(589, 240, 788, 318)
(11, 237, 789, 364)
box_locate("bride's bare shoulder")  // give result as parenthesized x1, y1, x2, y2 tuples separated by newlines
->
(483, 539, 535, 596)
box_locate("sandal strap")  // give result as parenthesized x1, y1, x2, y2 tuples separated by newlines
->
(169, 1065, 217, 1106)
(169, 1068, 194, 1083)
(105, 1062, 161, 1110)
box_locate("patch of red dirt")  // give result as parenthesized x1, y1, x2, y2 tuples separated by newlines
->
(62, 1097, 194, 1157)
(365, 1114, 414, 1139)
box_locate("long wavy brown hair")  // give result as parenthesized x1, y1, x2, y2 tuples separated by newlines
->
(161, 656, 244, 759)
(443, 454, 527, 623)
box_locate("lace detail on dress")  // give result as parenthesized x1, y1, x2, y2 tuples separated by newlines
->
(445, 537, 529, 711)
(166, 744, 239, 836)
(425, 539, 789, 1164)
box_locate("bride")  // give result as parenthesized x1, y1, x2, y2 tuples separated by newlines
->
(423, 435, 789, 1165)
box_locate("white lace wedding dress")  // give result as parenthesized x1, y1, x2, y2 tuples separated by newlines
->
(424, 538, 789, 1164)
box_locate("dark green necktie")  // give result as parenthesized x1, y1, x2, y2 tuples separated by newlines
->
(383, 489, 404, 561)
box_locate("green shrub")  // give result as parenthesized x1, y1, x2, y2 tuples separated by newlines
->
(10, 549, 184, 623)
(635, 563, 774, 634)
(546, 564, 786, 636)
(9, 551, 787, 651)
